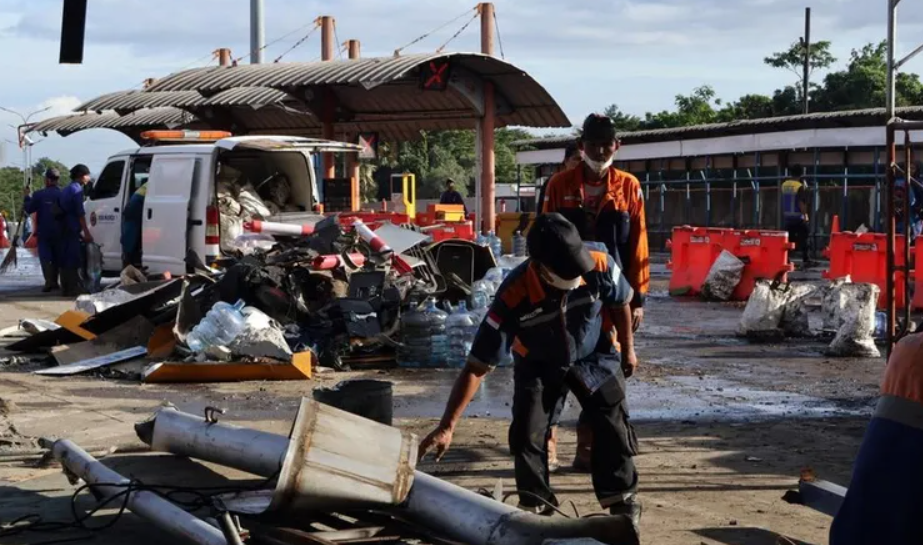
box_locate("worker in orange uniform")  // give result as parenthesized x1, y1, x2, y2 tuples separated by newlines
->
(543, 113, 650, 472)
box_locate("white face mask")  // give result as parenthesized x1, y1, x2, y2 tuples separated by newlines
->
(539, 265, 582, 291)
(582, 153, 613, 175)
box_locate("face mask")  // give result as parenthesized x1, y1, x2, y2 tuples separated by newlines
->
(539, 265, 582, 291)
(582, 153, 613, 175)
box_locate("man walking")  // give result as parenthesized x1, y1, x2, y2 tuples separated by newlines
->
(58, 164, 94, 296)
(439, 178, 468, 216)
(542, 114, 650, 470)
(419, 213, 642, 529)
(23, 168, 64, 292)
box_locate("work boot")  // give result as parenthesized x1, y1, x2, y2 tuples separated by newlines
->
(40, 262, 59, 292)
(571, 422, 593, 473)
(546, 425, 560, 472)
(60, 268, 83, 297)
(609, 494, 643, 530)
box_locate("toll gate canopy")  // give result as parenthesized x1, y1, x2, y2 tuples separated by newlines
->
(28, 53, 569, 142)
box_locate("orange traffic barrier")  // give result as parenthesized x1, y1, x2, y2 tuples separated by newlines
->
(668, 226, 795, 299)
(831, 214, 841, 234)
(0, 216, 9, 249)
(666, 226, 728, 295)
(723, 230, 795, 300)
(823, 232, 908, 310)
(426, 221, 476, 243)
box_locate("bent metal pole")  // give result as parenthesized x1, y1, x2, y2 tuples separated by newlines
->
(49, 438, 227, 545)
(135, 407, 638, 545)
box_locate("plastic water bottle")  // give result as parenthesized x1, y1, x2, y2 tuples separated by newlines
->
(446, 301, 479, 367)
(186, 300, 247, 352)
(513, 230, 527, 257)
(483, 267, 508, 290)
(398, 298, 449, 368)
(488, 230, 502, 258)
(469, 287, 490, 323)
(476, 231, 489, 247)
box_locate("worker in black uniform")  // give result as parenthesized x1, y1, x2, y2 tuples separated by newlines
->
(419, 213, 642, 528)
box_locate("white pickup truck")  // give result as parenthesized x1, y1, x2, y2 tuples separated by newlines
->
(85, 135, 359, 276)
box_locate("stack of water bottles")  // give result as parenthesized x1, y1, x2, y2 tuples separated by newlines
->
(185, 300, 248, 353)
(445, 301, 479, 368)
(397, 297, 449, 368)
(476, 230, 503, 259)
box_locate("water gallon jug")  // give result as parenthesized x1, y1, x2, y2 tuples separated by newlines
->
(513, 230, 527, 257)
(446, 301, 479, 368)
(398, 298, 449, 368)
(186, 300, 247, 353)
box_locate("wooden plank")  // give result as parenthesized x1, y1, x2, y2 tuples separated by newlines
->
(35, 346, 148, 376)
(142, 351, 314, 383)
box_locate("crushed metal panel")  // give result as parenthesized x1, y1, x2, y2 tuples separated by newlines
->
(35, 345, 148, 376)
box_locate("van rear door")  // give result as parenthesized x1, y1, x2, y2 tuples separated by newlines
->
(142, 155, 198, 275)
(85, 158, 127, 272)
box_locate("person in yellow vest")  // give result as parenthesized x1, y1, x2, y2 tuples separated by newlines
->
(781, 165, 811, 267)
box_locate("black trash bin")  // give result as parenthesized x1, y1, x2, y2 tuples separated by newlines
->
(312, 379, 394, 426)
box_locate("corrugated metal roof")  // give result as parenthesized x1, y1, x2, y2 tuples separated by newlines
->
(512, 106, 923, 149)
(29, 108, 195, 134)
(30, 52, 569, 140)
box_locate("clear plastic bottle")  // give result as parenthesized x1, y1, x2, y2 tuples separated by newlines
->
(446, 301, 479, 368)
(475, 231, 489, 247)
(488, 230, 502, 258)
(469, 288, 490, 324)
(186, 300, 247, 353)
(513, 230, 527, 257)
(398, 297, 449, 368)
(874, 311, 887, 338)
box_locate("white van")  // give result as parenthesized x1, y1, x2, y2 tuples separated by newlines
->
(85, 135, 359, 276)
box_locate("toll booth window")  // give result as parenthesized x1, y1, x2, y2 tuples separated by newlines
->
(128, 157, 152, 196)
(90, 160, 126, 201)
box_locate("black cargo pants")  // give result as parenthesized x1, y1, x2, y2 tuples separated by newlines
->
(508, 353, 639, 509)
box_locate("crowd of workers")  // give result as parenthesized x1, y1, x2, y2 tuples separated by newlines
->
(21, 165, 94, 296)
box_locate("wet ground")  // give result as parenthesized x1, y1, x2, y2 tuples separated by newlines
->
(0, 264, 884, 545)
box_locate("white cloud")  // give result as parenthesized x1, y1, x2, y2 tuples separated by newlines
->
(0, 0, 922, 168)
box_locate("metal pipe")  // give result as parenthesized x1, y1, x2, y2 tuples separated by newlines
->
(50, 438, 227, 545)
(218, 48, 231, 67)
(803, 7, 811, 114)
(887, 0, 897, 119)
(902, 132, 912, 337)
(479, 2, 496, 235)
(347, 39, 361, 211)
(250, 0, 265, 64)
(886, 123, 897, 357)
(320, 16, 336, 181)
(134, 406, 289, 478)
(137, 408, 638, 545)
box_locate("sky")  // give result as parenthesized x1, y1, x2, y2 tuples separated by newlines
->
(3, 0, 923, 174)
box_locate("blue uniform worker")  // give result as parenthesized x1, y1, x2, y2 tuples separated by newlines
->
(418, 213, 642, 534)
(22, 168, 64, 292)
(58, 164, 94, 296)
(121, 183, 147, 268)
(830, 333, 923, 545)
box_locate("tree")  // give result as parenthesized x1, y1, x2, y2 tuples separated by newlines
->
(31, 157, 70, 182)
(764, 39, 837, 103)
(603, 104, 643, 132)
(812, 41, 923, 111)
(640, 85, 724, 129)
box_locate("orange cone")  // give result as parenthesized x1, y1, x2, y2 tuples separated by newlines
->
(831, 215, 841, 234)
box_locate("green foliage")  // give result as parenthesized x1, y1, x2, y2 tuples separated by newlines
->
(598, 39, 923, 134)
(0, 158, 71, 220)
(31, 157, 70, 180)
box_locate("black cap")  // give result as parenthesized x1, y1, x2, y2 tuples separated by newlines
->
(44, 168, 60, 180)
(581, 114, 617, 142)
(527, 213, 595, 280)
(70, 164, 90, 179)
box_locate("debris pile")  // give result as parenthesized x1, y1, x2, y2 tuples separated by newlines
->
(2, 213, 529, 381)
(737, 276, 881, 357)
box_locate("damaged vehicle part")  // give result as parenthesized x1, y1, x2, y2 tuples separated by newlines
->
(47, 438, 227, 545)
(135, 406, 639, 545)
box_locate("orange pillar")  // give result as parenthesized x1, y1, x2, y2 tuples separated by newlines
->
(478, 3, 496, 234)
(320, 16, 336, 181)
(217, 48, 232, 67)
(347, 40, 361, 211)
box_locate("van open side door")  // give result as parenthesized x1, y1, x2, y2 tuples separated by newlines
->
(142, 155, 198, 275)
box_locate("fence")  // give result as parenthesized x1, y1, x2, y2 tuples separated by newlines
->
(636, 166, 885, 255)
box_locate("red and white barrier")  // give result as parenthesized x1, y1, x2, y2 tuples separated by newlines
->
(312, 253, 367, 270)
(353, 220, 393, 254)
(244, 219, 315, 237)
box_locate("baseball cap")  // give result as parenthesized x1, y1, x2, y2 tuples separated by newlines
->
(527, 213, 595, 280)
(44, 168, 60, 180)
(581, 114, 617, 143)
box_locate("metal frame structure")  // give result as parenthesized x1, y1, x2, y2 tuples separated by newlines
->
(885, 0, 923, 356)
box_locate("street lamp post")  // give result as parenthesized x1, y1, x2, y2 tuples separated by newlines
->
(0, 106, 51, 190)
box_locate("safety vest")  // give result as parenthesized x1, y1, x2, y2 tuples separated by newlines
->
(781, 179, 803, 220)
